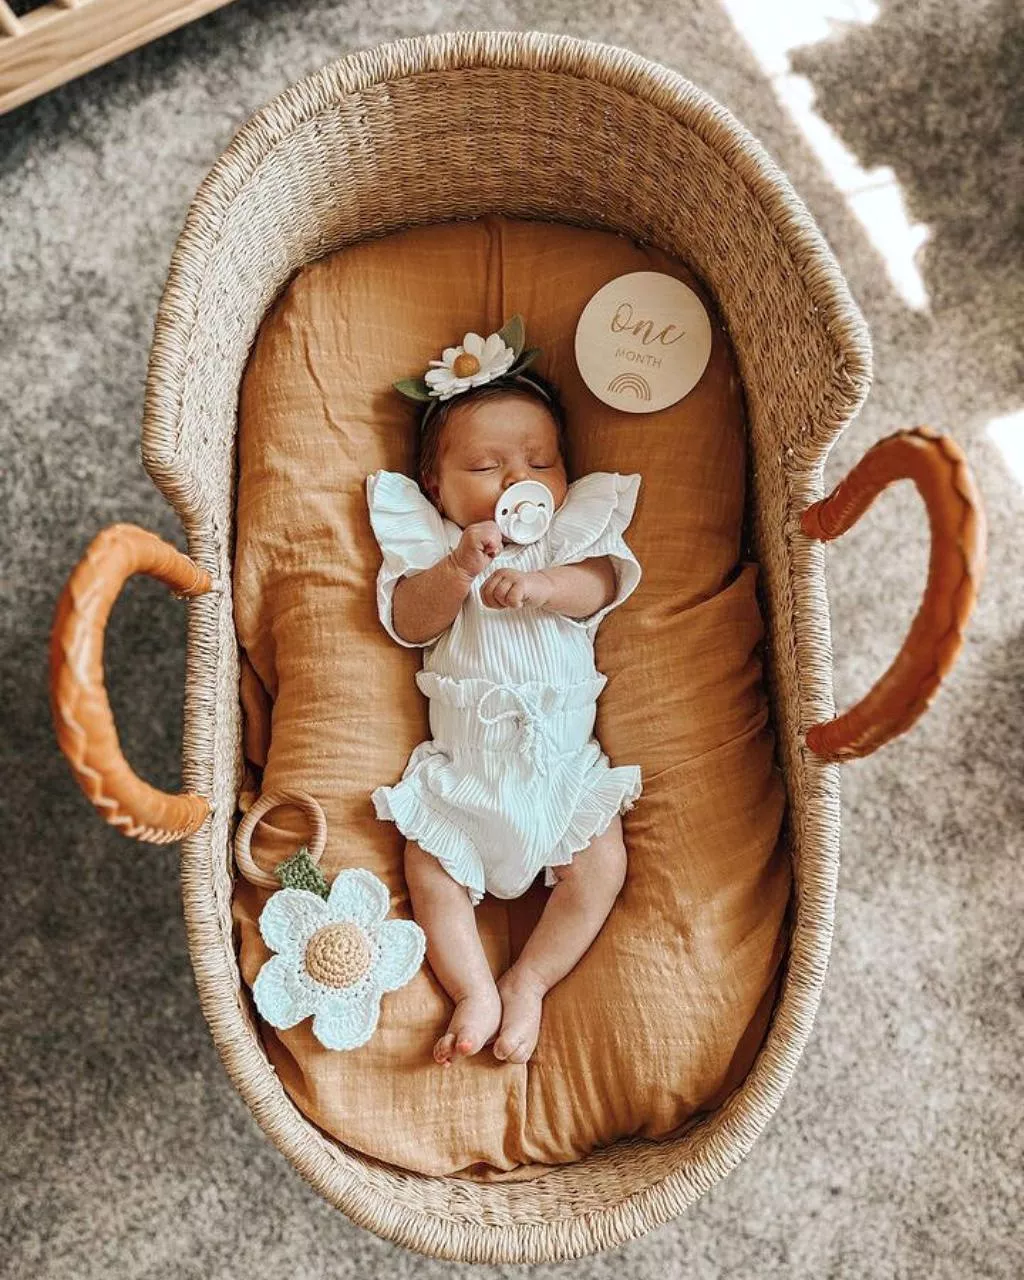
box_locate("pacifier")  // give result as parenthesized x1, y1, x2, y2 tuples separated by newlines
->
(494, 480, 554, 545)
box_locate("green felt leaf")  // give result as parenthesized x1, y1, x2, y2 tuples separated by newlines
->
(497, 314, 525, 357)
(393, 377, 433, 402)
(509, 347, 541, 374)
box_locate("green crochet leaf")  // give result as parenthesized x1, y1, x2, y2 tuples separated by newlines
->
(274, 846, 330, 899)
(393, 376, 433, 403)
(497, 314, 526, 358)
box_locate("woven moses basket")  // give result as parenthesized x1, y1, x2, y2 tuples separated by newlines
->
(49, 31, 985, 1263)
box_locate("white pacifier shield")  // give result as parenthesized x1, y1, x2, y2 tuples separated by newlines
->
(494, 480, 553, 544)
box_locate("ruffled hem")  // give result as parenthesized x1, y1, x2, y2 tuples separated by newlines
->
(371, 781, 488, 906)
(539, 763, 642, 888)
(371, 759, 642, 905)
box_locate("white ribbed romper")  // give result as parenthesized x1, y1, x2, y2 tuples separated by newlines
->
(365, 468, 644, 906)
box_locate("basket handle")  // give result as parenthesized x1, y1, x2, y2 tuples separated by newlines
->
(800, 427, 986, 761)
(49, 523, 215, 843)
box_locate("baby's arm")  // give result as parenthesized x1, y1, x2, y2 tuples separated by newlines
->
(392, 520, 503, 645)
(481, 556, 616, 620)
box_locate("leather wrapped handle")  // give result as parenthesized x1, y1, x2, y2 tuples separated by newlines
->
(800, 427, 986, 761)
(50, 523, 214, 843)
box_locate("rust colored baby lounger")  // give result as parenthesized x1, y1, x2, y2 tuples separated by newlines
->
(50, 31, 985, 1264)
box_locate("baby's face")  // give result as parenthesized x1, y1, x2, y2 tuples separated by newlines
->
(425, 394, 568, 531)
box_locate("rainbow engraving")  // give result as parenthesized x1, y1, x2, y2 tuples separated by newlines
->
(606, 371, 652, 400)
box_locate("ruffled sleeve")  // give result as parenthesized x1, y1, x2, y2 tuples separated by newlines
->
(546, 471, 642, 637)
(365, 469, 454, 648)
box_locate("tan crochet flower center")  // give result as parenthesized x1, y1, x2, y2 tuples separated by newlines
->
(304, 922, 372, 988)
(452, 352, 480, 377)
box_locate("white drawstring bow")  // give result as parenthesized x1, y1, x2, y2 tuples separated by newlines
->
(474, 683, 559, 776)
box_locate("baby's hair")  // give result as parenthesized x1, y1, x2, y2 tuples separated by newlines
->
(416, 371, 571, 495)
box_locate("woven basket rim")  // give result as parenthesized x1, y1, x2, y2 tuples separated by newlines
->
(142, 28, 871, 482)
(143, 29, 870, 1263)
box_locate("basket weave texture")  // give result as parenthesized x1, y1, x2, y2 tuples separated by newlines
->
(140, 29, 872, 1263)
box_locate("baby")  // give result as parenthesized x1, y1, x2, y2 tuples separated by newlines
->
(366, 320, 642, 1067)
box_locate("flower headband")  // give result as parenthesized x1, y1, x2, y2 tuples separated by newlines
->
(392, 315, 547, 427)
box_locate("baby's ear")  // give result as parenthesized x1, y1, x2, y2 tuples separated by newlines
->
(423, 474, 442, 511)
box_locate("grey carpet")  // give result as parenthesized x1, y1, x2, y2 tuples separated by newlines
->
(1, 1, 1021, 1276)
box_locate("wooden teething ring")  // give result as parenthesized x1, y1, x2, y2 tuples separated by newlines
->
(49, 523, 214, 843)
(800, 427, 986, 761)
(233, 789, 329, 888)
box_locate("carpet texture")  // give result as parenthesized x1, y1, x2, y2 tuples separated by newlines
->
(1, 1, 1021, 1276)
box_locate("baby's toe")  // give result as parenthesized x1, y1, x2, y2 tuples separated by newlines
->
(492, 1032, 518, 1062)
(443, 988, 502, 1062)
(433, 1032, 456, 1065)
(493, 1030, 534, 1064)
(505, 1039, 534, 1064)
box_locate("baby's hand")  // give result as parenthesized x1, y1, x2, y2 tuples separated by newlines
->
(481, 569, 553, 611)
(452, 521, 503, 580)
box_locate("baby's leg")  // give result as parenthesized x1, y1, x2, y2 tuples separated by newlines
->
(404, 839, 501, 1066)
(494, 814, 628, 1064)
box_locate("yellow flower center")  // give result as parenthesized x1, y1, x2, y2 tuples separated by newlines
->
(304, 922, 372, 988)
(453, 352, 481, 378)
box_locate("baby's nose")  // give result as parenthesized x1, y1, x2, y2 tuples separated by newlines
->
(504, 468, 529, 487)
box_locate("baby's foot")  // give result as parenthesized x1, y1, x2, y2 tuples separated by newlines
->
(433, 983, 502, 1066)
(493, 968, 547, 1064)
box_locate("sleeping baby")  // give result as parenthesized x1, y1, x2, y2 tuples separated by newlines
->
(366, 317, 642, 1067)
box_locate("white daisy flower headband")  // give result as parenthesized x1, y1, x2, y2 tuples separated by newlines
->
(393, 314, 549, 428)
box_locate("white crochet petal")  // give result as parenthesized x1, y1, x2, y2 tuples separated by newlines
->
(441, 346, 460, 365)
(463, 331, 484, 357)
(312, 986, 381, 1051)
(371, 918, 426, 992)
(327, 867, 391, 928)
(425, 367, 456, 388)
(258, 887, 329, 959)
(252, 953, 313, 1029)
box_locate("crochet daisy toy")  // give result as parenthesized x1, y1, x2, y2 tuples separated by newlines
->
(253, 853, 425, 1052)
(393, 315, 543, 418)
